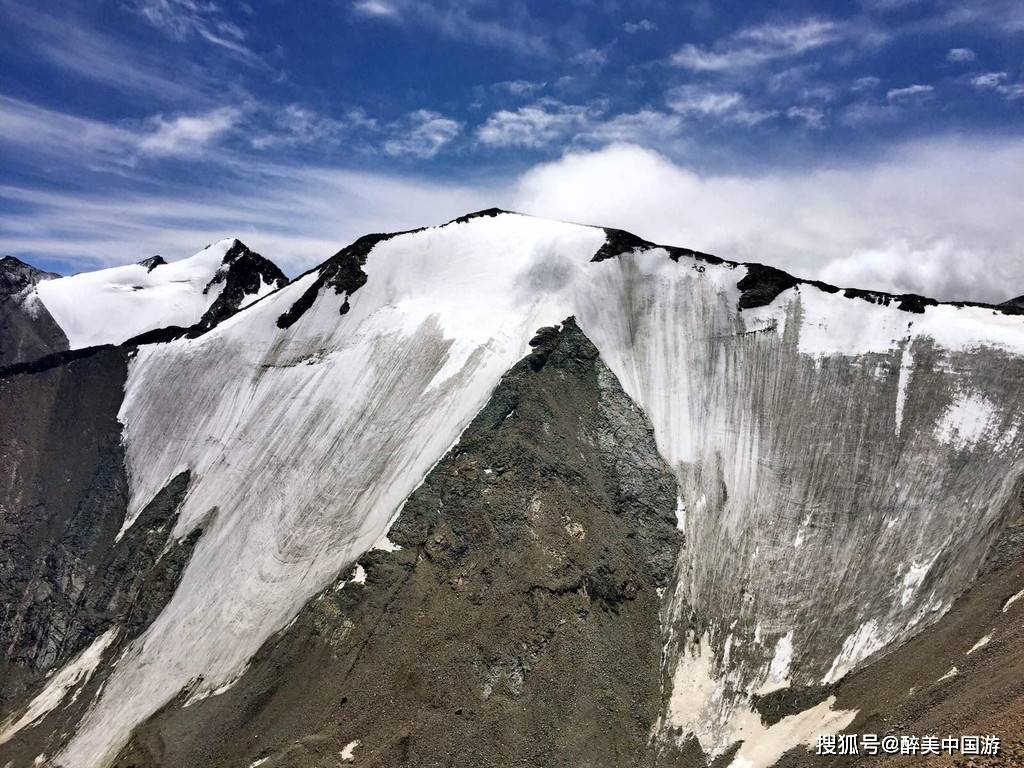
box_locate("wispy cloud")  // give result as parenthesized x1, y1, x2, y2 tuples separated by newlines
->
(139, 107, 241, 155)
(490, 80, 547, 97)
(130, 0, 256, 60)
(249, 105, 349, 150)
(623, 19, 657, 34)
(0, 165, 499, 273)
(665, 85, 778, 125)
(0, 1, 213, 102)
(786, 105, 826, 128)
(382, 110, 461, 158)
(946, 47, 976, 62)
(886, 83, 934, 100)
(671, 18, 842, 71)
(0, 96, 242, 167)
(476, 100, 596, 148)
(350, 0, 550, 56)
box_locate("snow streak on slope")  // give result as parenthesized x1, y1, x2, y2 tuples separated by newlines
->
(569, 249, 1024, 762)
(56, 213, 1024, 768)
(35, 239, 239, 348)
(59, 216, 605, 768)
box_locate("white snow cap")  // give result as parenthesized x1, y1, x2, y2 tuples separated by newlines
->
(33, 238, 263, 349)
(55, 212, 1024, 768)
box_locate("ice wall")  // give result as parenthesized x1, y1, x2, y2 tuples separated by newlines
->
(53, 214, 1024, 767)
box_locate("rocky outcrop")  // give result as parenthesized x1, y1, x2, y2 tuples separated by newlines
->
(0, 349, 206, 764)
(0, 255, 68, 366)
(112, 319, 686, 768)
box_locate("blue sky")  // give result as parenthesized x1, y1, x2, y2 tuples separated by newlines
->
(1, 0, 1022, 300)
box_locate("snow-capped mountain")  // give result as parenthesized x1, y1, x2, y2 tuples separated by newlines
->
(0, 239, 286, 366)
(2, 211, 1023, 768)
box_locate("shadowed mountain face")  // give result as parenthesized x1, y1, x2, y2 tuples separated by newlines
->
(0, 256, 68, 366)
(1, 211, 1022, 768)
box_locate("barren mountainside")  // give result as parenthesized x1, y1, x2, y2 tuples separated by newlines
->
(1, 211, 1022, 768)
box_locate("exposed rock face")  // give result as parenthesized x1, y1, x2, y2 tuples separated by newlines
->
(111, 319, 686, 767)
(197, 240, 287, 330)
(1, 212, 1022, 768)
(0, 255, 68, 366)
(0, 349, 206, 765)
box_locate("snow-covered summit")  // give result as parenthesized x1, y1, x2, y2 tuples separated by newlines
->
(50, 209, 1024, 768)
(30, 238, 286, 349)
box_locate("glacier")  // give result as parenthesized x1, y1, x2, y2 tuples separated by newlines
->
(31, 238, 283, 350)
(41, 211, 1024, 767)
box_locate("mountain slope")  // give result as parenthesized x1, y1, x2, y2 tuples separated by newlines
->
(1, 211, 1022, 768)
(28, 239, 286, 352)
(0, 256, 68, 366)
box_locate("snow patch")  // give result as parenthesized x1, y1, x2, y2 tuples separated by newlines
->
(0, 627, 118, 745)
(757, 632, 794, 695)
(934, 393, 1000, 450)
(966, 634, 991, 655)
(1003, 588, 1024, 613)
(937, 666, 958, 682)
(822, 620, 888, 684)
(341, 739, 361, 761)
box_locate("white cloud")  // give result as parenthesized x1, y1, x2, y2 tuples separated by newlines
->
(666, 86, 744, 116)
(578, 111, 684, 146)
(971, 71, 1007, 88)
(382, 110, 461, 158)
(139, 107, 241, 156)
(671, 18, 841, 71)
(886, 83, 934, 100)
(0, 166, 497, 274)
(511, 140, 1024, 302)
(130, 0, 255, 60)
(490, 80, 546, 97)
(349, 0, 549, 56)
(947, 47, 976, 62)
(968, 72, 1024, 100)
(7, 139, 1024, 305)
(851, 76, 881, 91)
(623, 19, 657, 33)
(666, 86, 778, 126)
(786, 105, 826, 128)
(250, 105, 347, 150)
(352, 0, 400, 17)
(573, 46, 610, 72)
(0, 97, 240, 164)
(476, 101, 595, 148)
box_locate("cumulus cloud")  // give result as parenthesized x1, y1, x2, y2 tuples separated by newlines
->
(139, 107, 240, 155)
(476, 101, 595, 148)
(7, 136, 1024, 305)
(382, 110, 461, 158)
(511, 141, 1024, 302)
(946, 47, 976, 62)
(623, 19, 657, 33)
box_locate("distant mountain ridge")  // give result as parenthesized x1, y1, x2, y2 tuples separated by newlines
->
(0, 240, 286, 367)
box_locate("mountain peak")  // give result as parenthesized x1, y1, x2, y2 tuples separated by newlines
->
(0, 254, 60, 295)
(137, 255, 167, 272)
